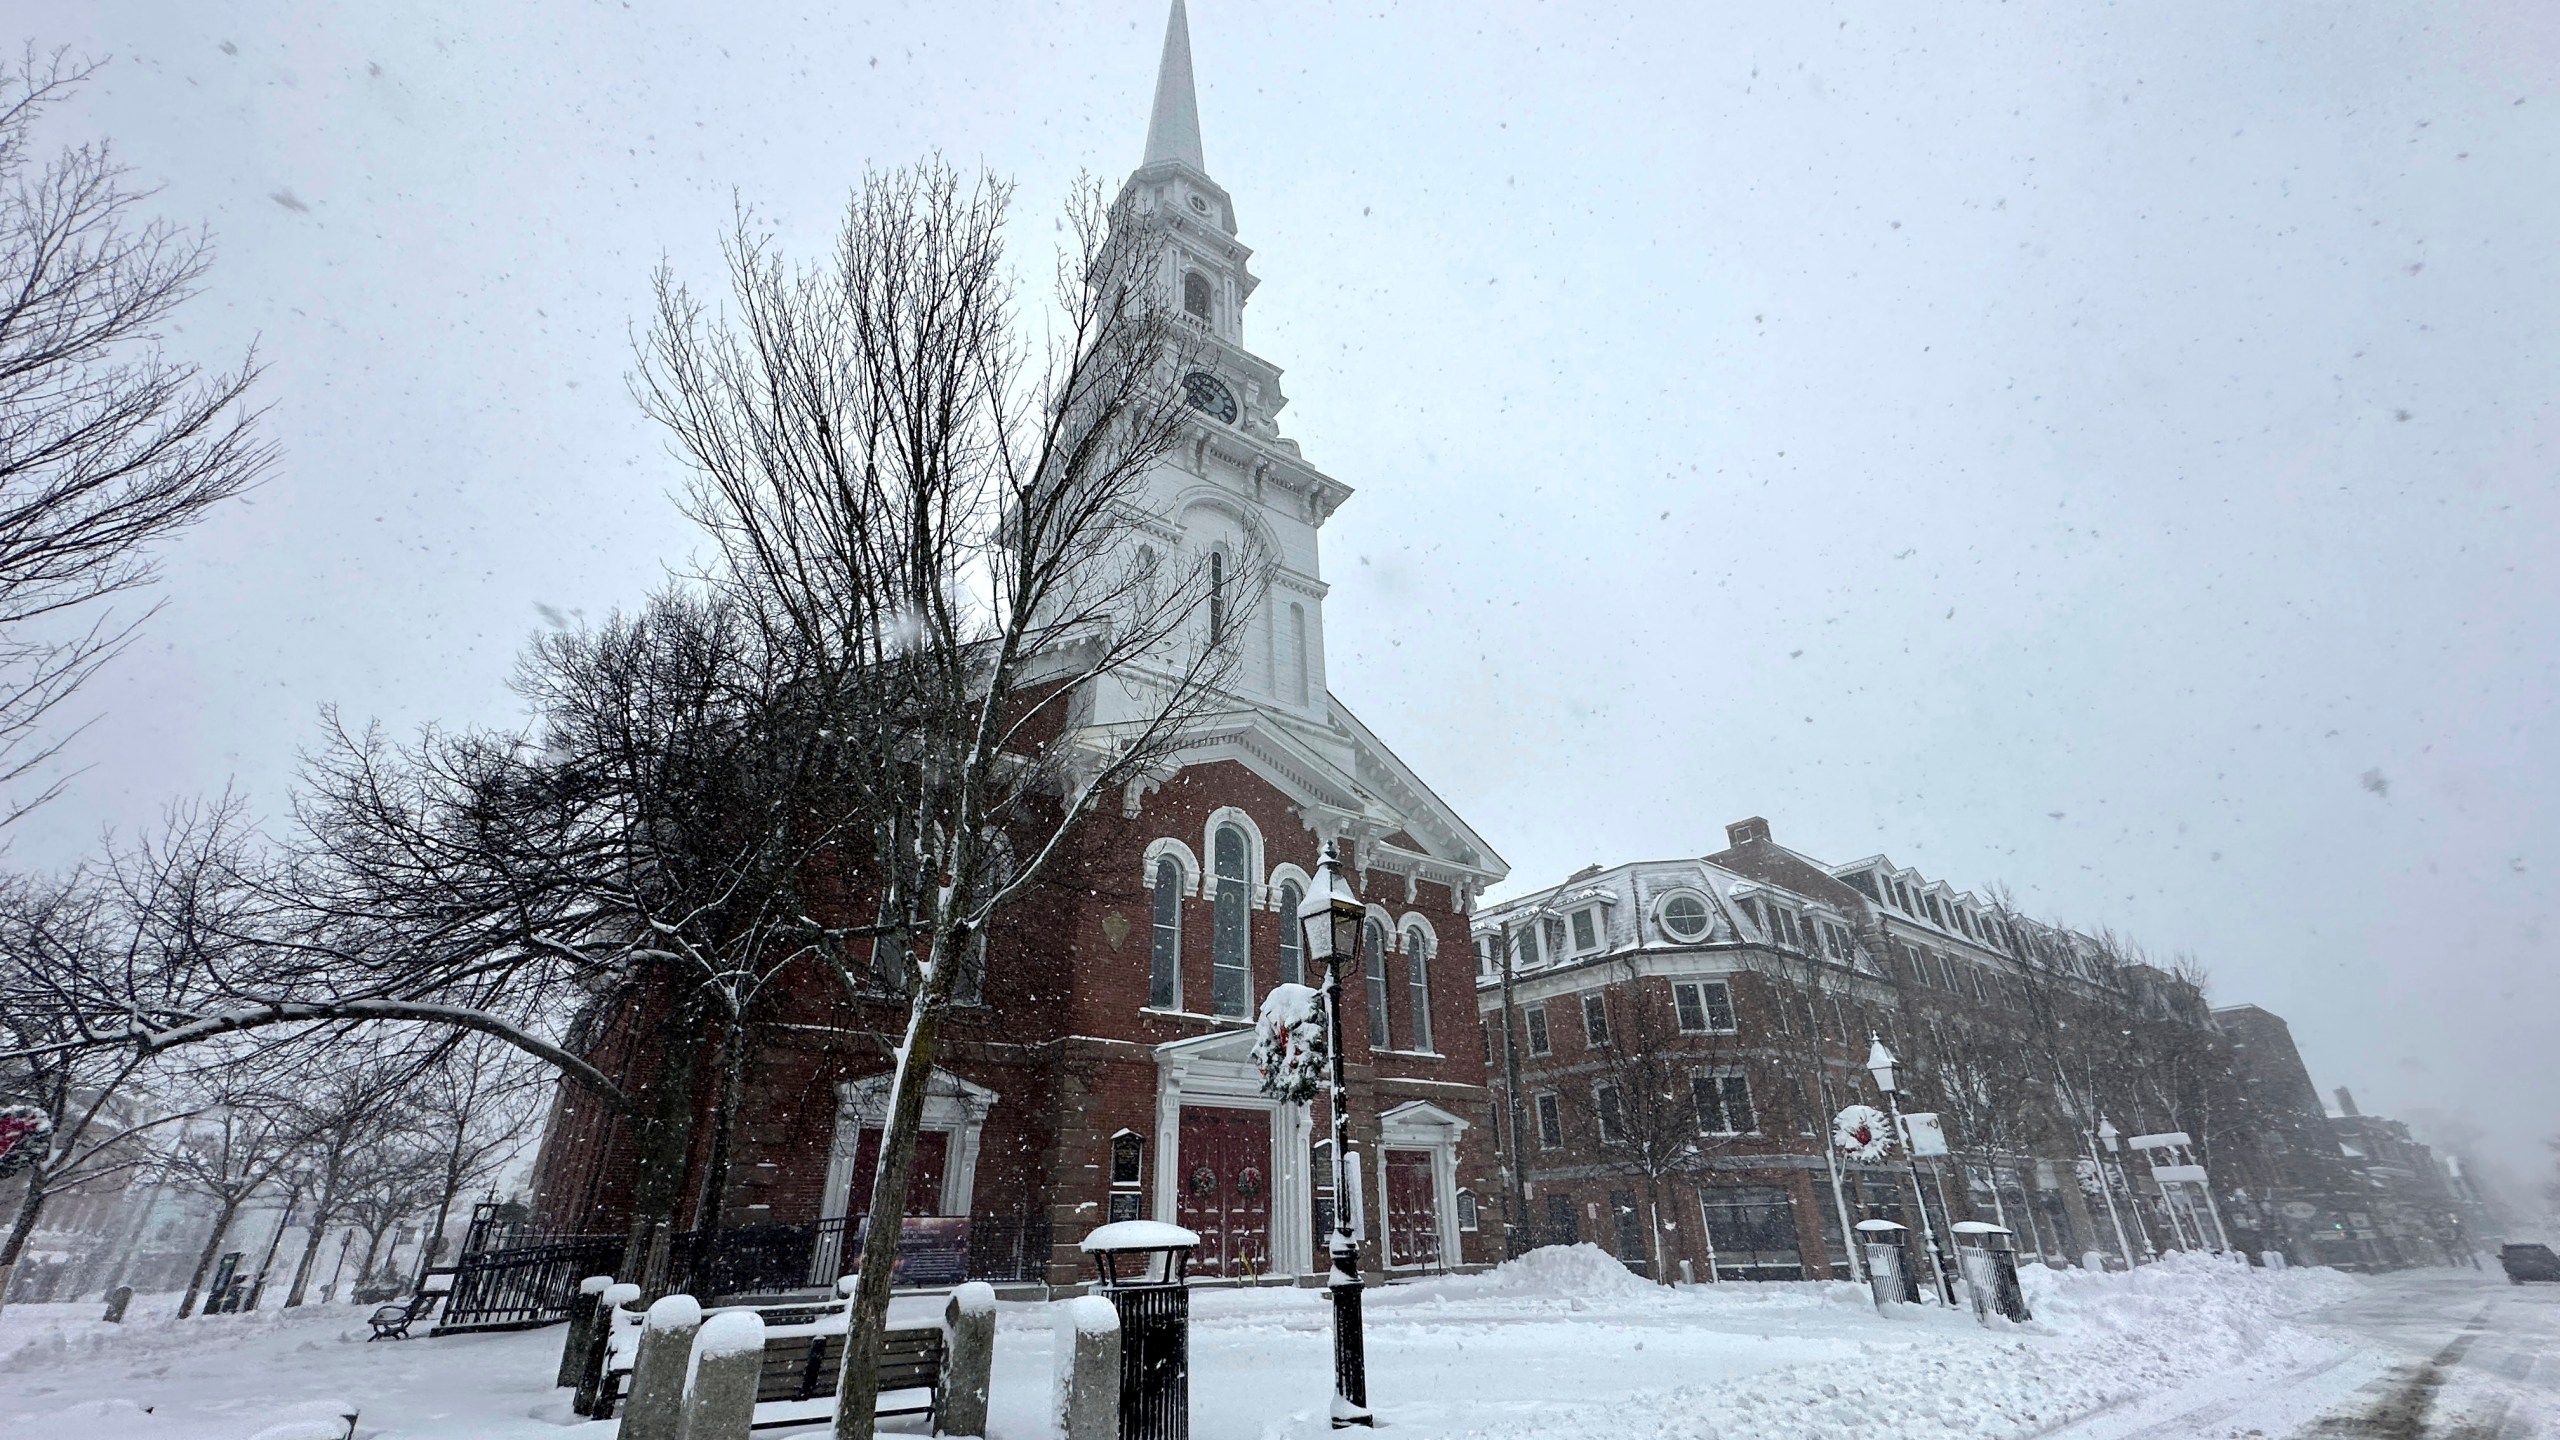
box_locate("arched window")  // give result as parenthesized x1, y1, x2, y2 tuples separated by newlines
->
(1183, 270, 1213, 320)
(1208, 548, 1227, 644)
(1289, 603, 1309, 703)
(1404, 924, 1434, 1052)
(1211, 825, 1251, 1016)
(1150, 856, 1182, 1010)
(1276, 880, 1305, 985)
(1364, 918, 1391, 1050)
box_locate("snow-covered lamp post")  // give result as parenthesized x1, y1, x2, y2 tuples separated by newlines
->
(1864, 1037, 1954, 1305)
(1299, 840, 1372, 1428)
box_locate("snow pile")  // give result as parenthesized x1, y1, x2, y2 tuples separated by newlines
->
(244, 1398, 361, 1440)
(1453, 1253, 2365, 1440)
(1432, 1243, 1659, 1302)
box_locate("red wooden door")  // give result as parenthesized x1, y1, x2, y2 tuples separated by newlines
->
(849, 1129, 950, 1217)
(1176, 1107, 1272, 1278)
(1384, 1149, 1440, 1268)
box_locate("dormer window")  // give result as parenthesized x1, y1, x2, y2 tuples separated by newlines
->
(1569, 906, 1602, 954)
(1183, 270, 1213, 320)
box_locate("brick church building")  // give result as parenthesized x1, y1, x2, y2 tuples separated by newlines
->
(530, 2, 1509, 1289)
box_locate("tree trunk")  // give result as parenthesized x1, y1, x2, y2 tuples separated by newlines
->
(628, 991, 708, 1234)
(178, 1199, 242, 1319)
(286, 1209, 330, 1307)
(693, 1010, 751, 1244)
(0, 1175, 48, 1315)
(831, 996, 946, 1440)
(351, 1225, 385, 1292)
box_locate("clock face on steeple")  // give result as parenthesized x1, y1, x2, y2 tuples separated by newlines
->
(1182, 371, 1238, 424)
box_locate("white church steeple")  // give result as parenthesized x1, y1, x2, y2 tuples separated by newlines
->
(1142, 0, 1207, 173)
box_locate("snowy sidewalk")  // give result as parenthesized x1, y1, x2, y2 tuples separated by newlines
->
(0, 1249, 2520, 1440)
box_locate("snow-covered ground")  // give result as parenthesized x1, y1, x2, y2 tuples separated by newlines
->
(0, 1250, 2544, 1440)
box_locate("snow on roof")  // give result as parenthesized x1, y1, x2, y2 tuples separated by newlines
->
(1079, 1220, 1201, 1252)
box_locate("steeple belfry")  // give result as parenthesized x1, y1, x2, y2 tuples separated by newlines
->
(1142, 0, 1207, 172)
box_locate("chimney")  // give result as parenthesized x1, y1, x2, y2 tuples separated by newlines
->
(1725, 817, 1771, 848)
(2334, 1086, 2359, 1117)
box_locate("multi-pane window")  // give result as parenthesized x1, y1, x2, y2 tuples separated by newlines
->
(1581, 991, 1611, 1048)
(1183, 270, 1213, 319)
(1456, 1189, 1479, 1232)
(1525, 1001, 1552, 1055)
(1660, 892, 1711, 940)
(1693, 1072, 1757, 1135)
(1149, 856, 1182, 1009)
(1364, 918, 1391, 1049)
(1276, 880, 1305, 985)
(1595, 1083, 1626, 1145)
(1211, 826, 1251, 1017)
(1516, 922, 1542, 969)
(1570, 907, 1600, 952)
(1534, 1092, 1564, 1148)
(1673, 980, 1736, 1033)
(1542, 915, 1568, 962)
(1405, 925, 1434, 1052)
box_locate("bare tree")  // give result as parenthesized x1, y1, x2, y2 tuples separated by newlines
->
(274, 1050, 435, 1307)
(408, 1031, 547, 1271)
(158, 1065, 301, 1317)
(635, 162, 1254, 1440)
(0, 50, 271, 820)
(0, 856, 203, 1311)
(1546, 961, 1752, 1282)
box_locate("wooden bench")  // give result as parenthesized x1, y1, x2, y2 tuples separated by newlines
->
(366, 1289, 443, 1341)
(593, 1300, 943, 1431)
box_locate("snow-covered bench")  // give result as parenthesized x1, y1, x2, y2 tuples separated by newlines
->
(366, 1288, 443, 1341)
(591, 1295, 943, 1430)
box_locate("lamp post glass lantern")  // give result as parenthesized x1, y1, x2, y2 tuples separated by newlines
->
(1298, 840, 1372, 1428)
(1864, 1036, 1955, 1305)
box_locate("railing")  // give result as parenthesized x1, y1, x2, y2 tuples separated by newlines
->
(431, 1232, 624, 1334)
(673, 1212, 1053, 1300)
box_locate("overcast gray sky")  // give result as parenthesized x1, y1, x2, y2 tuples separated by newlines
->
(27, 2, 2559, 1181)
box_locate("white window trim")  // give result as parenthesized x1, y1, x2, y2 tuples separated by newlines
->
(1533, 1090, 1565, 1149)
(1654, 889, 1715, 943)
(1691, 1069, 1758, 1137)
(1567, 905, 1607, 956)
(1580, 990, 1612, 1049)
(821, 1070, 999, 1221)
(1142, 836, 1203, 898)
(1674, 978, 1737, 1035)
(1525, 1000, 1553, 1056)
(1202, 807, 1268, 903)
(1593, 1080, 1626, 1146)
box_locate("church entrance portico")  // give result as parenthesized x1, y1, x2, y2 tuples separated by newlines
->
(1152, 1028, 1315, 1278)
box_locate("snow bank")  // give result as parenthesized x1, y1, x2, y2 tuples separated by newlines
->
(1440, 1243, 1658, 1301)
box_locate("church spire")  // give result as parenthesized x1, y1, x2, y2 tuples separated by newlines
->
(1141, 0, 1206, 172)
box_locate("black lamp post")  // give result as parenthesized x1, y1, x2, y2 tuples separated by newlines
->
(1865, 1036, 1955, 1305)
(1299, 840, 1372, 1428)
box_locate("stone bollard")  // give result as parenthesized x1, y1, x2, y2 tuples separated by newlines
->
(616, 1293, 703, 1440)
(102, 1285, 134, 1324)
(679, 1310, 765, 1440)
(2262, 1250, 2287, 1271)
(577, 1282, 646, 1416)
(560, 1275, 616, 1388)
(2081, 1250, 2107, 1272)
(1054, 1295, 1121, 1440)
(941, 1281, 998, 1439)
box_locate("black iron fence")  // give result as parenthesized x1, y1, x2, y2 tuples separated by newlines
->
(432, 1232, 624, 1334)
(671, 1212, 1051, 1299)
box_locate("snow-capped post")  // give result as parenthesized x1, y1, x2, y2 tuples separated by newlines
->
(616, 1292, 702, 1440)
(577, 1282, 645, 1416)
(681, 1310, 766, 1440)
(1054, 1294, 1123, 1440)
(1863, 1037, 1955, 1306)
(1081, 1221, 1198, 1440)
(560, 1274, 615, 1388)
(940, 1281, 999, 1438)
(1298, 840, 1375, 1427)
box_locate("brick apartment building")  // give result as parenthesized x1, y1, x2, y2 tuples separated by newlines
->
(529, 4, 1508, 1289)
(1470, 817, 2436, 1280)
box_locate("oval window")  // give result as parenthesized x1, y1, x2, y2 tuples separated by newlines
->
(1661, 893, 1710, 941)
